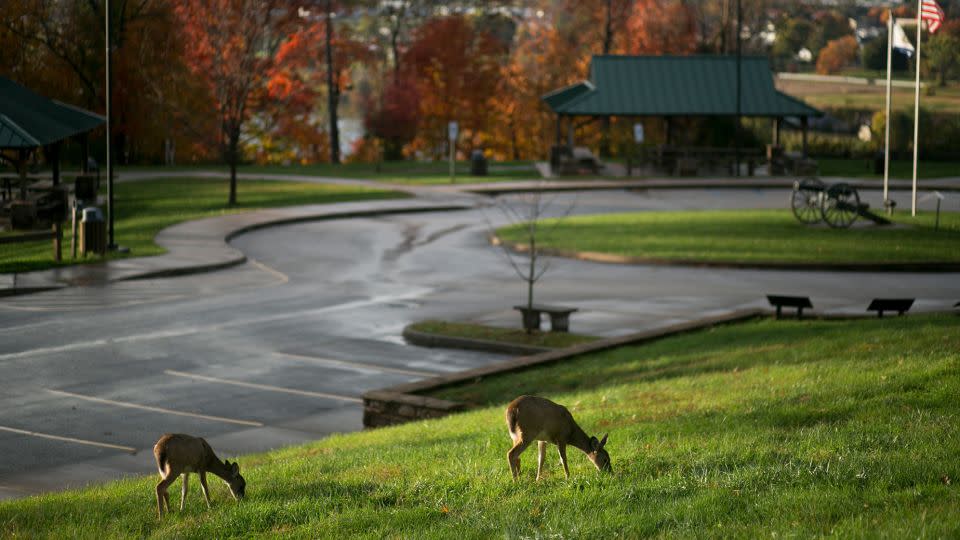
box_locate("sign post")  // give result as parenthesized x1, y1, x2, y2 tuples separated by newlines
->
(448, 121, 458, 183)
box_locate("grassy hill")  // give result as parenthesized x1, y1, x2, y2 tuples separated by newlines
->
(1, 315, 958, 538)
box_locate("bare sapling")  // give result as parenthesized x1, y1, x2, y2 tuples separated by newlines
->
(505, 395, 611, 480)
(153, 433, 246, 519)
(484, 189, 576, 333)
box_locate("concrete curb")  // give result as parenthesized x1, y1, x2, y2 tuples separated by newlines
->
(363, 309, 763, 428)
(491, 236, 960, 273)
(401, 326, 553, 356)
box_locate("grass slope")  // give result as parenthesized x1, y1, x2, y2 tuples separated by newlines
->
(1, 315, 957, 538)
(496, 209, 960, 265)
(0, 178, 406, 274)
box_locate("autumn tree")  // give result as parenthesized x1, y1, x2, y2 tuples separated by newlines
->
(262, 12, 371, 165)
(0, 1, 190, 163)
(816, 35, 858, 75)
(626, 0, 699, 55)
(174, 0, 298, 205)
(401, 15, 507, 159)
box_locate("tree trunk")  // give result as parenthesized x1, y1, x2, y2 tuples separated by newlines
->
(227, 129, 239, 206)
(326, 0, 340, 165)
(599, 0, 613, 158)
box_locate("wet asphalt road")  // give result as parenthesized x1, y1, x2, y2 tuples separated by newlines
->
(0, 187, 957, 499)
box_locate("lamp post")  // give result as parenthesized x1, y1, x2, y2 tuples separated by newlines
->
(734, 0, 741, 177)
(105, 0, 115, 249)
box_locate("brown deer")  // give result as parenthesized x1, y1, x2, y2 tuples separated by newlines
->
(153, 433, 246, 519)
(505, 395, 611, 480)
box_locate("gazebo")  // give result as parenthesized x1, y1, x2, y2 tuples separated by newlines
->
(0, 76, 104, 258)
(543, 55, 822, 175)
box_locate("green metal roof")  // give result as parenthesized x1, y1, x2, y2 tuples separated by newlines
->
(544, 55, 821, 118)
(0, 77, 104, 149)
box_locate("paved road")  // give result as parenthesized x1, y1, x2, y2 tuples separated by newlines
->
(1, 187, 957, 499)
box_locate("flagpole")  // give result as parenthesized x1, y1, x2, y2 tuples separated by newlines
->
(884, 10, 893, 206)
(912, 0, 923, 216)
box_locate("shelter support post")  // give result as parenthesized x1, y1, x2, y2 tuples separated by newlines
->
(567, 117, 574, 148)
(17, 148, 29, 200)
(80, 134, 90, 174)
(801, 116, 809, 159)
(555, 115, 562, 146)
(773, 118, 781, 146)
(47, 142, 63, 261)
(665, 117, 672, 146)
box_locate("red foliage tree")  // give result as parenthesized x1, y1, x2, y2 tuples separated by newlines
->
(400, 15, 508, 159)
(626, 0, 699, 55)
(174, 0, 298, 205)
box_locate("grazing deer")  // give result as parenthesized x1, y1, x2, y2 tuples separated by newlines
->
(153, 433, 246, 519)
(505, 395, 611, 481)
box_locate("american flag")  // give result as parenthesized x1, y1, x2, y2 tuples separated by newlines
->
(921, 0, 946, 34)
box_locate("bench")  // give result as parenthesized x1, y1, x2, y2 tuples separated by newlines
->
(513, 304, 578, 333)
(766, 295, 813, 320)
(867, 298, 914, 318)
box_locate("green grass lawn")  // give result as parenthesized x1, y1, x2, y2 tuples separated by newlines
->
(819, 157, 960, 179)
(1, 314, 957, 538)
(408, 320, 598, 349)
(0, 177, 406, 274)
(496, 209, 960, 265)
(117, 160, 543, 185)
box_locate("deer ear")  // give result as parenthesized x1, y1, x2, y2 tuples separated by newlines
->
(589, 436, 599, 450)
(230, 461, 240, 474)
(598, 434, 609, 449)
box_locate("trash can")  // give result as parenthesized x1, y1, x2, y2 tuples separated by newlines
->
(470, 149, 488, 176)
(79, 206, 106, 256)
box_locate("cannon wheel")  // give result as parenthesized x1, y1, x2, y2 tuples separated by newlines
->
(791, 177, 825, 224)
(821, 183, 860, 229)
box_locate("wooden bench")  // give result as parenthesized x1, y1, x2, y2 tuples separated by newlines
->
(766, 295, 813, 320)
(513, 304, 578, 333)
(867, 298, 914, 318)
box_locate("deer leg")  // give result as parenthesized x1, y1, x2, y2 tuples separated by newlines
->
(536, 441, 547, 481)
(199, 471, 212, 509)
(507, 439, 531, 481)
(557, 444, 570, 478)
(179, 473, 189, 512)
(156, 474, 175, 519)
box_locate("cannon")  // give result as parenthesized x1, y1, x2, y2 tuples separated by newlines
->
(790, 178, 888, 229)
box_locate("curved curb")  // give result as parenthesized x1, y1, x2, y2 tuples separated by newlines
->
(364, 309, 763, 427)
(402, 326, 553, 356)
(491, 236, 960, 273)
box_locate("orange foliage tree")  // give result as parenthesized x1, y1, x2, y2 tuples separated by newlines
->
(816, 35, 859, 75)
(400, 15, 508, 159)
(626, 0, 699, 55)
(263, 17, 373, 164)
(174, 0, 298, 205)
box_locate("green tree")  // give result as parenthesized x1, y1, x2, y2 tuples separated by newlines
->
(772, 17, 812, 61)
(925, 32, 960, 86)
